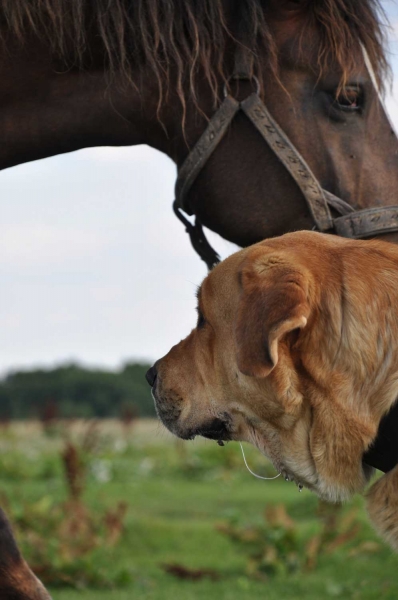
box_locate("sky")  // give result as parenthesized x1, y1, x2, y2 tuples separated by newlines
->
(2, 3, 398, 375)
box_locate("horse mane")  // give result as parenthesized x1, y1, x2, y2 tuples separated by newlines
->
(0, 0, 389, 115)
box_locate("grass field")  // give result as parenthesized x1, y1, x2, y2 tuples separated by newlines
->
(0, 420, 397, 600)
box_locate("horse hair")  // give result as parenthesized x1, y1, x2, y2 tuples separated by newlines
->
(0, 0, 389, 118)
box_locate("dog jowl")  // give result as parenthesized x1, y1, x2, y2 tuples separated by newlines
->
(147, 231, 398, 551)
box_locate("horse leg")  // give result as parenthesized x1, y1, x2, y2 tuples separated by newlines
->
(0, 508, 51, 599)
(367, 465, 398, 551)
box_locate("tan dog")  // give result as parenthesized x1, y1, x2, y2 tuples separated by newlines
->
(146, 231, 398, 551)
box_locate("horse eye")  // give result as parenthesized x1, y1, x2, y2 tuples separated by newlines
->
(334, 86, 363, 112)
(196, 308, 206, 329)
(196, 306, 206, 329)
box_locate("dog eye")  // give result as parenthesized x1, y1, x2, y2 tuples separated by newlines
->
(196, 308, 206, 329)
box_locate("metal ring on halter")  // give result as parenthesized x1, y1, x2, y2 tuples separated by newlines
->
(223, 74, 260, 99)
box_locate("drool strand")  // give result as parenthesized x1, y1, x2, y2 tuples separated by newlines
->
(239, 442, 281, 481)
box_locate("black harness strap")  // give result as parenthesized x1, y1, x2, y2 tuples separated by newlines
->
(363, 400, 398, 473)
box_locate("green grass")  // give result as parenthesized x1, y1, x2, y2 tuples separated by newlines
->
(0, 420, 397, 600)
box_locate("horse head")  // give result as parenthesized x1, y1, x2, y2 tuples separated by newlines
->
(168, 0, 398, 250)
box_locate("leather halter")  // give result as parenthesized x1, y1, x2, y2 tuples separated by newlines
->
(173, 50, 398, 270)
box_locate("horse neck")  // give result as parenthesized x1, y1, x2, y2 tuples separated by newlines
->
(0, 37, 176, 170)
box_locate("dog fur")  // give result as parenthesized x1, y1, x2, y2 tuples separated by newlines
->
(152, 231, 398, 550)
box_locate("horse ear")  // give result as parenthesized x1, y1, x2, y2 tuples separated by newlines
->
(235, 254, 311, 378)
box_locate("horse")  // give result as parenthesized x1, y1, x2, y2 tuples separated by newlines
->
(0, 0, 397, 597)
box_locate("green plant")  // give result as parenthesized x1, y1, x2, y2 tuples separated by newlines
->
(217, 502, 380, 580)
(217, 504, 303, 578)
(3, 428, 131, 589)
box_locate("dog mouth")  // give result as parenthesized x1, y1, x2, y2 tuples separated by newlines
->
(179, 416, 232, 442)
(151, 383, 232, 443)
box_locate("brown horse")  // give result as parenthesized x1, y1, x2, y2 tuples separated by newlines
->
(0, 0, 397, 597)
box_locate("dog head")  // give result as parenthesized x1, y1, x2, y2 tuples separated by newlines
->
(148, 231, 398, 501)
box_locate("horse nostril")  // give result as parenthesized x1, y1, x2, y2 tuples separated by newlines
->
(145, 365, 158, 387)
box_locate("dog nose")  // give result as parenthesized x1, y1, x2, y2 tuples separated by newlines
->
(145, 364, 158, 387)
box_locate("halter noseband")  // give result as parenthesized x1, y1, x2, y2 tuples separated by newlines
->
(173, 46, 398, 270)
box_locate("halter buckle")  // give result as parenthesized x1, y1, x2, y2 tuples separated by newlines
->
(223, 74, 260, 99)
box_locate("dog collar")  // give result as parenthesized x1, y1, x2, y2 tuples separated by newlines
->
(363, 400, 398, 473)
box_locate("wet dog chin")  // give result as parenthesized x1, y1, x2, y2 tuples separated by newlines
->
(193, 418, 232, 441)
(171, 417, 232, 442)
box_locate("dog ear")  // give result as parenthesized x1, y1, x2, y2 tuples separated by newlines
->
(235, 254, 311, 378)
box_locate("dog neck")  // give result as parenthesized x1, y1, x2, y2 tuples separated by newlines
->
(363, 399, 398, 473)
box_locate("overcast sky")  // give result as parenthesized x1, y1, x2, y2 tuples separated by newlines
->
(1, 4, 398, 374)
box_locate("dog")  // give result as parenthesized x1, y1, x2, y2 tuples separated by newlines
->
(146, 230, 398, 551)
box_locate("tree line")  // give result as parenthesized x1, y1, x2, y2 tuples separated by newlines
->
(0, 363, 156, 420)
